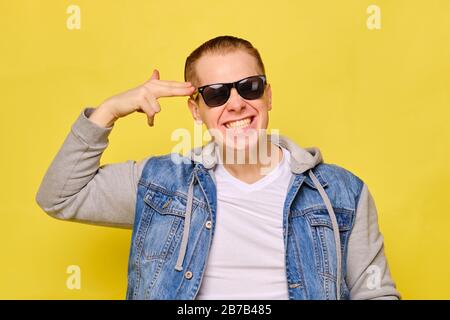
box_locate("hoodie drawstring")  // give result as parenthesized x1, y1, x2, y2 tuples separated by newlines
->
(175, 173, 196, 271)
(309, 170, 342, 300)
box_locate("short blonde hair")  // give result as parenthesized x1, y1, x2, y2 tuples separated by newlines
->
(184, 35, 266, 88)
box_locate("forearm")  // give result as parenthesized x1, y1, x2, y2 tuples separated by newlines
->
(346, 184, 401, 300)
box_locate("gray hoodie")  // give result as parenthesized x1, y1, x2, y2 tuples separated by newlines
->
(36, 107, 400, 299)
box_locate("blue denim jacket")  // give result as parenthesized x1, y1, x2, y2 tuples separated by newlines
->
(126, 135, 364, 300)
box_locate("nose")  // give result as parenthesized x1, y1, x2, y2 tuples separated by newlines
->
(225, 88, 246, 112)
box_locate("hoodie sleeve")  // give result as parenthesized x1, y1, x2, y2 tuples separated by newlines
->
(35, 107, 150, 229)
(346, 183, 401, 299)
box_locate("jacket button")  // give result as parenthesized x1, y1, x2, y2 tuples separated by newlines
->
(205, 220, 212, 229)
(184, 271, 193, 280)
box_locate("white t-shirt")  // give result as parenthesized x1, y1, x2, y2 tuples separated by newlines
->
(196, 147, 293, 300)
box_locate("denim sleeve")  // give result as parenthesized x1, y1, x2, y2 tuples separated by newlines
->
(346, 183, 401, 299)
(35, 107, 150, 229)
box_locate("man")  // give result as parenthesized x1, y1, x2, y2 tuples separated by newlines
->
(36, 35, 400, 300)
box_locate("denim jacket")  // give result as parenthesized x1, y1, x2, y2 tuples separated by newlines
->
(126, 135, 363, 300)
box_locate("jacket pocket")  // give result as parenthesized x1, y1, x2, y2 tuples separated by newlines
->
(305, 207, 355, 279)
(306, 207, 354, 232)
(137, 187, 196, 261)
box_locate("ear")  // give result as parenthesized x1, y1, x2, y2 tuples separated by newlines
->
(187, 97, 203, 124)
(266, 84, 272, 111)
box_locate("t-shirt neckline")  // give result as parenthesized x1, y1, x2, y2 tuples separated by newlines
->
(214, 147, 291, 192)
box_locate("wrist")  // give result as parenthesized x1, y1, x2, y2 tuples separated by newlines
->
(89, 103, 117, 128)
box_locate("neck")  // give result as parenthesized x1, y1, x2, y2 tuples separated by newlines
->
(217, 138, 283, 184)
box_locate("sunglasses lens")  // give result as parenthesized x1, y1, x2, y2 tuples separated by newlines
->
(238, 76, 265, 100)
(202, 84, 230, 107)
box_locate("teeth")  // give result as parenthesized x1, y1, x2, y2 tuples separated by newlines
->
(225, 117, 252, 129)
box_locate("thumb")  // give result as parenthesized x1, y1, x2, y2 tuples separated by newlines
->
(150, 69, 160, 81)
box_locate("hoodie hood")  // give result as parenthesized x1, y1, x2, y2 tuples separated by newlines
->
(187, 134, 324, 174)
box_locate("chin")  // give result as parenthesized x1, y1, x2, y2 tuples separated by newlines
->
(224, 134, 259, 151)
(214, 127, 265, 154)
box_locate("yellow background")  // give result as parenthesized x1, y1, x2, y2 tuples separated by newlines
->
(1, 0, 449, 299)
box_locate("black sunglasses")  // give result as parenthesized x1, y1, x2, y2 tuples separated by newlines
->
(192, 75, 267, 107)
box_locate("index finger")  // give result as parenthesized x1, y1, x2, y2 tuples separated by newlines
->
(152, 85, 196, 98)
(145, 79, 193, 89)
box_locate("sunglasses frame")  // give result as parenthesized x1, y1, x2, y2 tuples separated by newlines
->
(192, 74, 267, 107)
